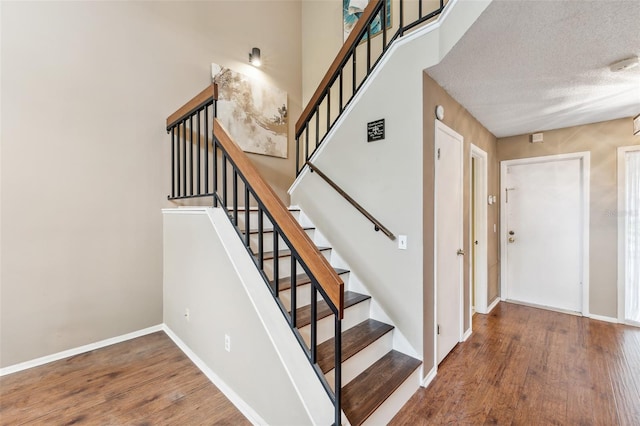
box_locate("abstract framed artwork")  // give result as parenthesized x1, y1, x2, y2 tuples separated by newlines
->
(211, 63, 288, 158)
(343, 0, 392, 42)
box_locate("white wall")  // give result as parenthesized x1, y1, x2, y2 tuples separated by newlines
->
(0, 1, 301, 368)
(293, 0, 491, 374)
(163, 208, 333, 425)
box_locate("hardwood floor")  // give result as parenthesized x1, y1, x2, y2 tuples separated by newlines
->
(391, 302, 640, 425)
(0, 332, 250, 425)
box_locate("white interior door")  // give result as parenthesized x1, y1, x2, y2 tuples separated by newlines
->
(435, 121, 463, 364)
(503, 157, 584, 313)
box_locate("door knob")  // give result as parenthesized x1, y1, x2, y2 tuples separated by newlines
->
(508, 237, 515, 243)
(457, 249, 465, 256)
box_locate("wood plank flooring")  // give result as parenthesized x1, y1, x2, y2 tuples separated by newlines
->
(0, 331, 250, 425)
(390, 302, 640, 425)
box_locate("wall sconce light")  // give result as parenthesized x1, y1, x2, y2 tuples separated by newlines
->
(249, 47, 261, 67)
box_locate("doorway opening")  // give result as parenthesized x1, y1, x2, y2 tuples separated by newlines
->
(617, 146, 640, 326)
(470, 144, 488, 315)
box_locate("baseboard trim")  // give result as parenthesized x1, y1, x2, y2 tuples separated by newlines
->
(587, 314, 619, 324)
(487, 297, 500, 313)
(162, 325, 265, 426)
(0, 324, 164, 377)
(421, 365, 437, 388)
(462, 328, 472, 341)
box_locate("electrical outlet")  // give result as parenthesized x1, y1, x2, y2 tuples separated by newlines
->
(398, 235, 408, 250)
(224, 334, 231, 352)
(184, 308, 190, 322)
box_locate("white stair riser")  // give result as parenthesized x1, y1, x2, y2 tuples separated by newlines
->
(324, 331, 393, 391)
(299, 299, 371, 346)
(278, 283, 325, 312)
(247, 228, 315, 254)
(361, 367, 421, 426)
(262, 250, 332, 280)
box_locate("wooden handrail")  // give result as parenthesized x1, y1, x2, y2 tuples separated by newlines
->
(307, 162, 396, 241)
(295, 0, 382, 134)
(214, 120, 345, 318)
(166, 83, 218, 129)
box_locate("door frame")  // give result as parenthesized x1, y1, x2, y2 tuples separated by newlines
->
(470, 144, 489, 315)
(434, 120, 464, 365)
(500, 152, 590, 315)
(617, 145, 640, 326)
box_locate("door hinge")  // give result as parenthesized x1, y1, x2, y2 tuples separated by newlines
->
(437, 324, 440, 335)
(437, 148, 441, 160)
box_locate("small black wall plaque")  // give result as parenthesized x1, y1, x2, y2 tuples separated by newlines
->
(367, 119, 385, 142)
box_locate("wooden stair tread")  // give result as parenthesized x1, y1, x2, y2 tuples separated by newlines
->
(295, 291, 370, 328)
(270, 268, 349, 292)
(259, 246, 330, 260)
(316, 319, 394, 373)
(342, 350, 421, 426)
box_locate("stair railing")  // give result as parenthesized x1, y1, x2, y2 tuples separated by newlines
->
(307, 162, 395, 240)
(295, 0, 447, 175)
(166, 88, 345, 425)
(167, 84, 218, 200)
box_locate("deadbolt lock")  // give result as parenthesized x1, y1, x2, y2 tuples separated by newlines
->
(457, 249, 465, 256)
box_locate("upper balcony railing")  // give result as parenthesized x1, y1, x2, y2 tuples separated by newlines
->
(295, 0, 448, 175)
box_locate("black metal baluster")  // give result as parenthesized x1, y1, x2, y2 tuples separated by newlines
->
(296, 135, 300, 174)
(197, 110, 201, 195)
(382, 1, 387, 49)
(399, 0, 404, 36)
(213, 141, 218, 207)
(205, 106, 209, 195)
(182, 120, 187, 197)
(339, 70, 344, 112)
(177, 123, 181, 197)
(273, 231, 279, 295)
(367, 27, 371, 73)
(258, 208, 264, 269)
(305, 123, 310, 164)
(326, 91, 331, 134)
(222, 154, 228, 207)
(290, 260, 297, 327)
(419, 0, 423, 18)
(189, 115, 193, 196)
(352, 54, 357, 95)
(310, 286, 317, 363)
(233, 170, 238, 225)
(315, 108, 320, 149)
(244, 188, 250, 247)
(171, 127, 175, 198)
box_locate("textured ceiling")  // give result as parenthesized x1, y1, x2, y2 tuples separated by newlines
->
(427, 0, 640, 138)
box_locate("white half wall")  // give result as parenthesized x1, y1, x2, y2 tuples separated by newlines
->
(163, 208, 332, 425)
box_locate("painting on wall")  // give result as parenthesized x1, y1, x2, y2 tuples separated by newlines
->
(211, 63, 288, 159)
(343, 0, 392, 42)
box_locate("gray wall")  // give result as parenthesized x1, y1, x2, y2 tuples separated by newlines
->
(0, 0, 301, 368)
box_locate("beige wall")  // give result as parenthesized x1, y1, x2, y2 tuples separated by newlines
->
(497, 117, 640, 318)
(1, 1, 301, 368)
(422, 72, 500, 362)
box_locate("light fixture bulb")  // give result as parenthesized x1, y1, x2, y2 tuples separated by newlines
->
(249, 47, 261, 67)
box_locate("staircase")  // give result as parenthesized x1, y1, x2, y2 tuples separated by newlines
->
(236, 207, 422, 425)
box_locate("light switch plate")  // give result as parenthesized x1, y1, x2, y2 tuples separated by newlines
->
(398, 235, 407, 250)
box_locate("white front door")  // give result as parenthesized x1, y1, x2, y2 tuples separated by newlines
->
(502, 155, 587, 313)
(435, 121, 463, 364)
